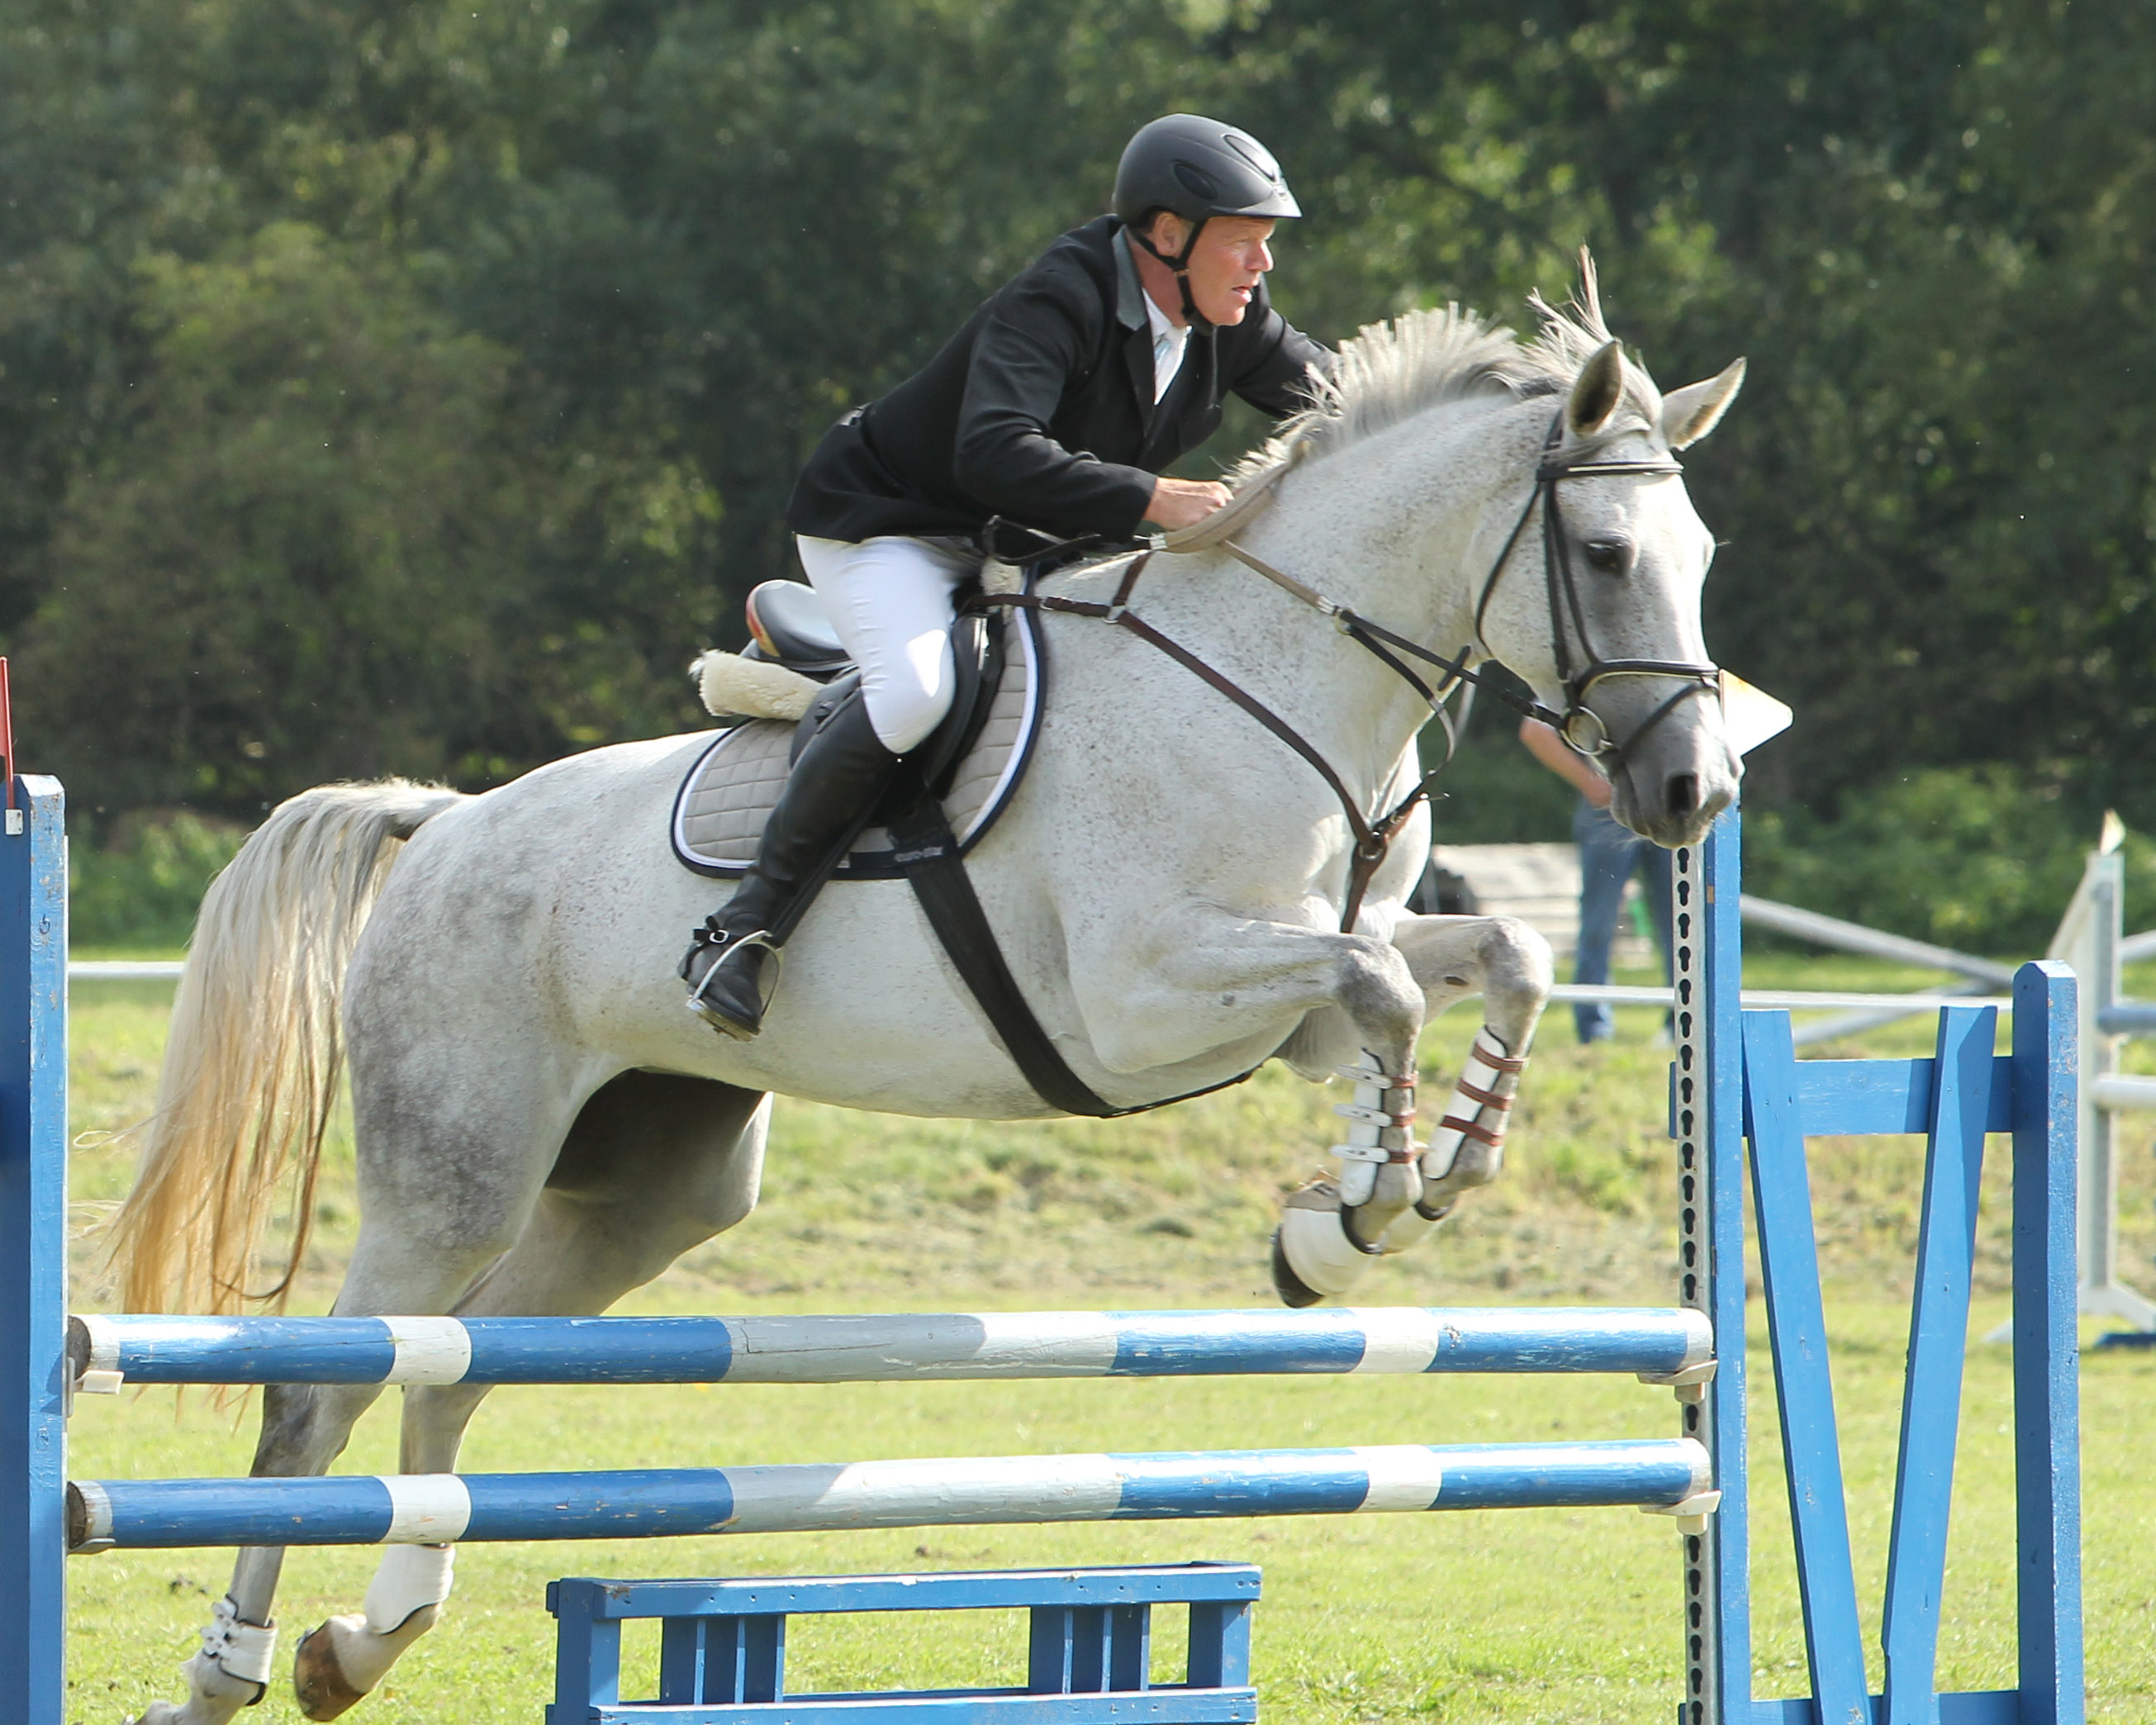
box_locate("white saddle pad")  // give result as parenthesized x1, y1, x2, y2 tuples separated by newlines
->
(670, 607, 1042, 879)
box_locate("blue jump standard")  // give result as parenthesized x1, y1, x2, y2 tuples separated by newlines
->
(70, 1304, 1712, 1387)
(69, 1438, 1710, 1551)
(547, 1566, 1261, 1725)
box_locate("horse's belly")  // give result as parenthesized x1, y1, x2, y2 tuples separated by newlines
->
(682, 884, 1284, 1118)
(707, 888, 1067, 1117)
(367, 729, 1292, 1123)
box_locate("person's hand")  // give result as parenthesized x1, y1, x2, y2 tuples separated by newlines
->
(1143, 477, 1232, 532)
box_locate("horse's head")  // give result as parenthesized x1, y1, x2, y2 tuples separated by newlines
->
(1478, 334, 1747, 849)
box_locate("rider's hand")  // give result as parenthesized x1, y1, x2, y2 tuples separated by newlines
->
(1143, 477, 1232, 533)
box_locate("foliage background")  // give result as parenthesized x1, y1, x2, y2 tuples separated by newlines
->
(5, 0, 2150, 948)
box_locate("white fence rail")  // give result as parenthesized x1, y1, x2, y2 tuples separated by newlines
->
(69, 961, 184, 981)
(2047, 833, 2156, 1335)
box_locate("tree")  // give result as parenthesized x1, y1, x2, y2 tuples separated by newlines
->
(14, 223, 713, 813)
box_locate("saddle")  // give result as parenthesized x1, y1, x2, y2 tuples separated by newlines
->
(671, 581, 1042, 880)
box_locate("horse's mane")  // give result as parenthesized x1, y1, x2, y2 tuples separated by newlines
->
(1227, 249, 1664, 489)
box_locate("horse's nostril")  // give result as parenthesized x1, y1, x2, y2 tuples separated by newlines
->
(1666, 772, 1700, 818)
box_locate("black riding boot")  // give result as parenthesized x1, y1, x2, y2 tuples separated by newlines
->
(680, 689, 900, 1038)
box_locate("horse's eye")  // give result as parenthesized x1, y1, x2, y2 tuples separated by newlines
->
(1583, 537, 1631, 575)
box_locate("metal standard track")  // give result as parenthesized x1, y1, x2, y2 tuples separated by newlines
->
(69, 1438, 1713, 1551)
(72, 1306, 1713, 1388)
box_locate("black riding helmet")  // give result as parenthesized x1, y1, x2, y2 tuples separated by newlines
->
(1113, 115, 1300, 330)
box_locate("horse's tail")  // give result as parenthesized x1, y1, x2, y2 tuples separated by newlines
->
(104, 778, 468, 1315)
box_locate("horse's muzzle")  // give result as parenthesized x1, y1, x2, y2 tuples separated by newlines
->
(1611, 739, 1739, 849)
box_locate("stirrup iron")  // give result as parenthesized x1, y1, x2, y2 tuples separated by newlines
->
(684, 928, 783, 1038)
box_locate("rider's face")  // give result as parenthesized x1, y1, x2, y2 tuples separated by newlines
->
(1147, 214, 1276, 326)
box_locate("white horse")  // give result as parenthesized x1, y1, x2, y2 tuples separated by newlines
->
(107, 278, 1744, 1723)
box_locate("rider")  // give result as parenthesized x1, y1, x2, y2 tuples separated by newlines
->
(681, 114, 1333, 1038)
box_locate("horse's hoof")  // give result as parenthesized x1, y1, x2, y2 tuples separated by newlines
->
(293, 1602, 440, 1721)
(1272, 1182, 1376, 1304)
(293, 1622, 369, 1721)
(1270, 1227, 1324, 1308)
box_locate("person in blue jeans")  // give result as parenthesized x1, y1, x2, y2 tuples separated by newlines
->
(1519, 717, 1674, 1043)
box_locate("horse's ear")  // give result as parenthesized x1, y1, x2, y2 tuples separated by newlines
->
(1565, 340, 1626, 439)
(1662, 357, 1747, 449)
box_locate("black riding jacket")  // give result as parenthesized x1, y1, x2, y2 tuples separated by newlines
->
(787, 216, 1331, 546)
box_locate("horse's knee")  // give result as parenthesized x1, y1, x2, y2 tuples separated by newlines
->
(1477, 915, 1553, 991)
(1475, 916, 1553, 1016)
(1334, 939, 1423, 1055)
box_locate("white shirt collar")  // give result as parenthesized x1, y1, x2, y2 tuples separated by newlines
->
(1142, 287, 1190, 402)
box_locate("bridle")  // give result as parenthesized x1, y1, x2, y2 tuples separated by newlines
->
(971, 408, 1723, 932)
(1468, 411, 1721, 766)
(1220, 411, 1720, 771)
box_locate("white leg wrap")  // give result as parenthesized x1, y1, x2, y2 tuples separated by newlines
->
(363, 1542, 456, 1635)
(1329, 1049, 1417, 1206)
(1277, 1052, 1422, 1300)
(186, 1594, 278, 1694)
(1418, 1029, 1522, 1185)
(1372, 1029, 1528, 1257)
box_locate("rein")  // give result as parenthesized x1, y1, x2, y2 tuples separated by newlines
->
(971, 563, 1423, 934)
(976, 409, 1722, 934)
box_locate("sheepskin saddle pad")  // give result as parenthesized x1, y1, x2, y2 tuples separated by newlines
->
(670, 599, 1042, 881)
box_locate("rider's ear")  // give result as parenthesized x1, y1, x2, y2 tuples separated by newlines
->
(1565, 339, 1626, 439)
(1661, 357, 1747, 449)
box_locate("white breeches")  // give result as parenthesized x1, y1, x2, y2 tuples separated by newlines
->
(796, 534, 978, 754)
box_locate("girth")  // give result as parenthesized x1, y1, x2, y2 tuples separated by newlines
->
(887, 798, 1257, 1120)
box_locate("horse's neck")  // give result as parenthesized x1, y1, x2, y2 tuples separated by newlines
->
(1094, 405, 1527, 791)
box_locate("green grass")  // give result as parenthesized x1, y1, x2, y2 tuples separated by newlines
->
(57, 958, 2156, 1723)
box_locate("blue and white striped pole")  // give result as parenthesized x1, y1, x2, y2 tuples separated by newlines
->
(71, 1438, 1712, 1552)
(72, 1305, 1713, 1388)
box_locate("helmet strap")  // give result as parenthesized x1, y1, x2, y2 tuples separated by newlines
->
(1128, 215, 1213, 333)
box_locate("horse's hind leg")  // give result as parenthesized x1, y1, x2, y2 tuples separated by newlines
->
(134, 1031, 589, 1725)
(292, 1073, 771, 1720)
(126, 1382, 390, 1725)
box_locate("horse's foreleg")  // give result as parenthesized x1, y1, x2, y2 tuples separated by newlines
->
(1077, 914, 1430, 1306)
(1370, 912, 1553, 1253)
(1268, 912, 1549, 1305)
